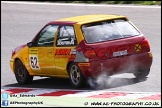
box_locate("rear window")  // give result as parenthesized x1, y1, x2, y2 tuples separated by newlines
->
(81, 19, 140, 43)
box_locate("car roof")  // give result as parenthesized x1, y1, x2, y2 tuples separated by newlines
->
(55, 14, 128, 25)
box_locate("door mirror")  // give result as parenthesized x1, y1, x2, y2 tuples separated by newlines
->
(27, 42, 34, 48)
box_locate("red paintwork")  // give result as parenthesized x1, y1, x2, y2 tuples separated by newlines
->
(78, 52, 152, 78)
(74, 35, 152, 78)
(6, 88, 32, 94)
(12, 44, 27, 56)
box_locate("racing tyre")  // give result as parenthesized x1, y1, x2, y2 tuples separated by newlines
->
(68, 63, 86, 88)
(15, 59, 33, 84)
(133, 68, 150, 79)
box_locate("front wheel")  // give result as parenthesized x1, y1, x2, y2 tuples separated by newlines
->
(15, 59, 33, 84)
(68, 63, 86, 88)
(133, 68, 150, 79)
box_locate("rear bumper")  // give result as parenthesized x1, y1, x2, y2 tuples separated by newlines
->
(77, 52, 153, 78)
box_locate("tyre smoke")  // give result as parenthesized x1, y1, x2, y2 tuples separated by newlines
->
(87, 57, 142, 89)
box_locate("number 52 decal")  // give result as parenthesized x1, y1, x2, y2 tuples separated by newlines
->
(29, 55, 40, 70)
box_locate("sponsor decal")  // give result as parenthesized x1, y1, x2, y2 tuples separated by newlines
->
(55, 49, 71, 55)
(78, 63, 90, 66)
(57, 38, 75, 46)
(29, 49, 38, 54)
(54, 55, 76, 58)
(134, 44, 141, 52)
(70, 49, 77, 54)
(113, 50, 128, 57)
(55, 49, 76, 58)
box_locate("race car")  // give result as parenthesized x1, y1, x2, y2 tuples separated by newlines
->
(10, 14, 153, 88)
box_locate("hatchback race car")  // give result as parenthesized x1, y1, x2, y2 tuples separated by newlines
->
(10, 14, 153, 88)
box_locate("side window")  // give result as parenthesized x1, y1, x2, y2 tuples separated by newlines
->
(35, 25, 59, 46)
(56, 25, 77, 46)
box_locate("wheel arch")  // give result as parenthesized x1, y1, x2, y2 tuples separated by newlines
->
(66, 61, 86, 88)
(14, 57, 33, 84)
(13, 57, 25, 73)
(66, 61, 73, 74)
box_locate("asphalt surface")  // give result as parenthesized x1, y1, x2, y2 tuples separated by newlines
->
(1, 1, 161, 92)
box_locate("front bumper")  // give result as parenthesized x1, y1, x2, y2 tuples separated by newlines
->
(77, 52, 153, 78)
(10, 59, 14, 73)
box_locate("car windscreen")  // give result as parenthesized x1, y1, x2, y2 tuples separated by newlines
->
(81, 19, 140, 44)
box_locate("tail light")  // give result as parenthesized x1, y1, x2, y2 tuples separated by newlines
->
(83, 48, 96, 59)
(141, 39, 150, 52)
(96, 48, 108, 59)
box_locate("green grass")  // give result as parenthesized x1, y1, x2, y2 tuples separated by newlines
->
(43, 1, 161, 5)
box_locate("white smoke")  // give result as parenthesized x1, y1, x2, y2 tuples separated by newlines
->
(87, 72, 118, 89)
(87, 56, 144, 89)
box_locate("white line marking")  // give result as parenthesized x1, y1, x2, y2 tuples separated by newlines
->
(1, 1, 160, 9)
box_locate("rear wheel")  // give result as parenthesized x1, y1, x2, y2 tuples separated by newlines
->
(133, 68, 150, 79)
(68, 63, 86, 88)
(15, 59, 33, 84)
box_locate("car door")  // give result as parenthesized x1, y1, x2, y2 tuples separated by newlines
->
(54, 25, 78, 77)
(29, 24, 59, 75)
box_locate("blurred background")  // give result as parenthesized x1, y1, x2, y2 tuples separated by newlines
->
(32, 1, 161, 5)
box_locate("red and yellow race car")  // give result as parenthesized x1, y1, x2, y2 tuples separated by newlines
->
(10, 14, 153, 88)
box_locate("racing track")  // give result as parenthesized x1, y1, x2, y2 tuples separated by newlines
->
(1, 1, 161, 107)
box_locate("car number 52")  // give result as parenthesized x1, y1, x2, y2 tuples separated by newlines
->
(29, 55, 40, 70)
